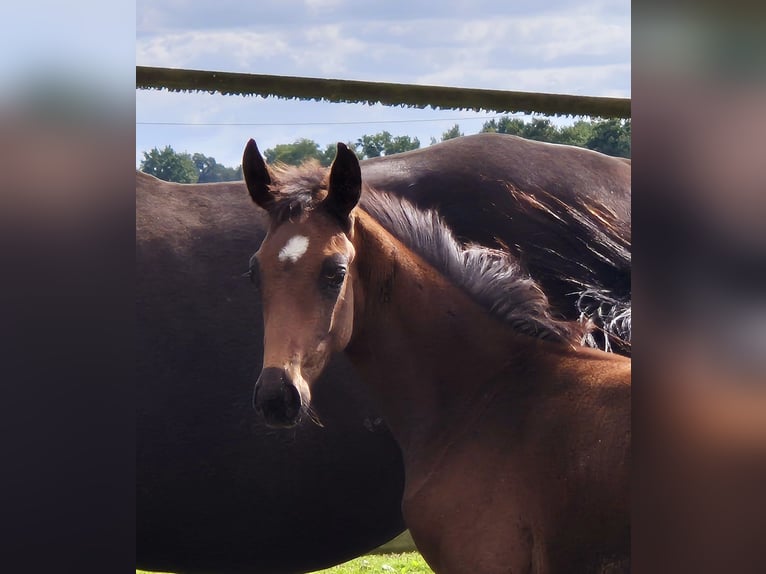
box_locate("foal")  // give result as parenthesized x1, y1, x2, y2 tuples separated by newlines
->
(244, 140, 630, 574)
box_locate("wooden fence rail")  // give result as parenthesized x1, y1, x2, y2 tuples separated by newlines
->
(136, 66, 630, 119)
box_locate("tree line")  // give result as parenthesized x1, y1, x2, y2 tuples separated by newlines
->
(139, 117, 630, 184)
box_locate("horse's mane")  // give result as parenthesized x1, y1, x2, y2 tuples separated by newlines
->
(360, 192, 583, 345)
(504, 184, 632, 353)
(266, 161, 583, 346)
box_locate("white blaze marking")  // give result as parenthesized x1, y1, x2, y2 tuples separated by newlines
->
(278, 235, 309, 263)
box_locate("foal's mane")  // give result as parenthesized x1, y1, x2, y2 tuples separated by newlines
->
(266, 161, 583, 345)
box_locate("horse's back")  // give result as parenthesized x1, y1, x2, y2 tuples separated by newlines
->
(362, 133, 630, 227)
(360, 134, 631, 327)
(136, 171, 252, 240)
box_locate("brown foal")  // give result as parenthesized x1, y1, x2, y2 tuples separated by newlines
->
(244, 140, 630, 574)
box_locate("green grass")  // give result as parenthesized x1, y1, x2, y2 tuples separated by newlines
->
(308, 552, 433, 573)
(137, 552, 433, 574)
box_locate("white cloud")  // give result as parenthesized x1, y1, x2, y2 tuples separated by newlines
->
(416, 63, 629, 96)
(289, 25, 367, 76)
(136, 30, 290, 70)
(136, 3, 630, 90)
(136, 0, 630, 168)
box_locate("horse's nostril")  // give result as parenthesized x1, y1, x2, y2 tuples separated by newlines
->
(281, 381, 301, 419)
(253, 368, 302, 427)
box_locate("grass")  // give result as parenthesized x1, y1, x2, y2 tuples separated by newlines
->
(308, 552, 433, 573)
(137, 552, 433, 574)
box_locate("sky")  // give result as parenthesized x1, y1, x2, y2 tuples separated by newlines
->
(136, 0, 631, 169)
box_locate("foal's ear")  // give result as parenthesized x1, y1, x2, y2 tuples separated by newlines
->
(326, 142, 362, 221)
(242, 139, 274, 210)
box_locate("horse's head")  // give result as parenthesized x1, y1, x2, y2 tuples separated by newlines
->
(243, 139, 361, 428)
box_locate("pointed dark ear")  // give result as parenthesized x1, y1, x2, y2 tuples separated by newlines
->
(325, 142, 362, 222)
(242, 139, 274, 210)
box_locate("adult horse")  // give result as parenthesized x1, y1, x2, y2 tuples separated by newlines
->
(246, 141, 631, 573)
(137, 134, 630, 574)
(361, 133, 631, 353)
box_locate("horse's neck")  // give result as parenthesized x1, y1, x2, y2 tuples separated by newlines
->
(346, 213, 540, 449)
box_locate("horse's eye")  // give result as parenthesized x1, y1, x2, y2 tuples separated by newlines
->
(322, 265, 347, 290)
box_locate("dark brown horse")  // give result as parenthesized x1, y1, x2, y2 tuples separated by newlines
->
(246, 141, 631, 573)
(137, 134, 630, 574)
(361, 134, 631, 353)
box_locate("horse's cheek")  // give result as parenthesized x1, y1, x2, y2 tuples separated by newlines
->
(332, 286, 355, 350)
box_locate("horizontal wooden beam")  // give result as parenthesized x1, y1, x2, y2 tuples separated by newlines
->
(136, 66, 630, 119)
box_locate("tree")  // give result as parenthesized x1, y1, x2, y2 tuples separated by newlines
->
(140, 145, 199, 183)
(481, 117, 527, 136)
(585, 119, 631, 158)
(357, 131, 420, 159)
(441, 124, 463, 141)
(479, 116, 630, 156)
(481, 116, 557, 142)
(264, 138, 323, 166)
(387, 134, 420, 155)
(557, 120, 593, 148)
(520, 118, 558, 142)
(320, 142, 361, 166)
(481, 117, 555, 141)
(192, 153, 242, 182)
(357, 133, 387, 158)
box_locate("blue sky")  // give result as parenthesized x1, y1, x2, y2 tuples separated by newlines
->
(136, 0, 630, 168)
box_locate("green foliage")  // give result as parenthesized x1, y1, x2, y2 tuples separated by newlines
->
(356, 131, 420, 159)
(481, 116, 630, 157)
(481, 117, 557, 142)
(320, 142, 363, 166)
(441, 124, 463, 141)
(263, 139, 361, 167)
(264, 138, 324, 166)
(557, 120, 593, 147)
(520, 118, 558, 142)
(320, 143, 341, 166)
(480, 116, 527, 136)
(356, 132, 384, 158)
(585, 118, 631, 158)
(138, 118, 630, 185)
(140, 145, 199, 183)
(192, 153, 242, 182)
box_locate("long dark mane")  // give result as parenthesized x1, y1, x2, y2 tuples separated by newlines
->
(265, 161, 584, 346)
(504, 184, 631, 352)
